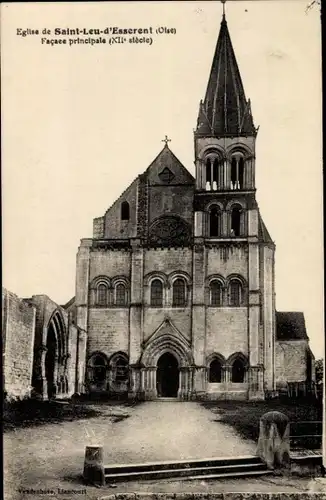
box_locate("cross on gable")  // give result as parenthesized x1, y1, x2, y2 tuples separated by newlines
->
(161, 135, 171, 146)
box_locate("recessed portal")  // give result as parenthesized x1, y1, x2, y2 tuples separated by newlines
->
(156, 352, 179, 397)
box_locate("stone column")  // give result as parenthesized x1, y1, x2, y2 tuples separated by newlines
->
(64, 352, 71, 395)
(248, 365, 265, 400)
(129, 240, 143, 367)
(248, 240, 262, 398)
(128, 364, 143, 401)
(193, 366, 206, 399)
(76, 239, 92, 333)
(179, 367, 191, 400)
(191, 240, 207, 400)
(33, 345, 48, 400)
(77, 329, 88, 394)
(224, 160, 229, 190)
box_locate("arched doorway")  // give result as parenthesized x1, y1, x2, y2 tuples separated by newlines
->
(45, 323, 57, 399)
(156, 352, 179, 397)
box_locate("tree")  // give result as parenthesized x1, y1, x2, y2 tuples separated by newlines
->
(315, 358, 323, 385)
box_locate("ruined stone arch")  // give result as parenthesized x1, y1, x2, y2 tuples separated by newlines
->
(43, 309, 67, 399)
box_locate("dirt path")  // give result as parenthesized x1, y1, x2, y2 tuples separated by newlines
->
(4, 401, 257, 500)
(103, 401, 255, 464)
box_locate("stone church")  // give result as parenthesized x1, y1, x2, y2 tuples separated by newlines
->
(2, 13, 315, 402)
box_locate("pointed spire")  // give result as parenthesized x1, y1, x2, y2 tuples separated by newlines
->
(196, 10, 256, 137)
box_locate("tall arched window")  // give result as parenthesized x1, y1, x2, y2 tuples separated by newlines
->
(115, 283, 127, 306)
(212, 158, 219, 189)
(229, 280, 242, 306)
(97, 284, 108, 306)
(209, 206, 221, 237)
(210, 281, 223, 306)
(205, 154, 222, 191)
(231, 358, 246, 383)
(172, 278, 186, 307)
(209, 359, 222, 382)
(231, 205, 242, 236)
(121, 201, 130, 221)
(206, 159, 211, 189)
(230, 154, 245, 190)
(231, 157, 237, 189)
(239, 157, 244, 188)
(151, 279, 163, 307)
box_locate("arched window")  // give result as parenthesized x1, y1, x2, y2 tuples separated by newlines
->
(97, 284, 108, 306)
(209, 206, 221, 237)
(121, 201, 130, 221)
(206, 159, 211, 187)
(115, 283, 127, 306)
(231, 358, 246, 383)
(115, 356, 129, 382)
(151, 279, 163, 307)
(209, 359, 222, 383)
(239, 157, 244, 189)
(88, 353, 107, 387)
(172, 278, 186, 307)
(210, 281, 223, 306)
(205, 154, 222, 191)
(229, 280, 242, 306)
(212, 158, 219, 188)
(230, 154, 245, 190)
(231, 157, 237, 189)
(231, 205, 242, 236)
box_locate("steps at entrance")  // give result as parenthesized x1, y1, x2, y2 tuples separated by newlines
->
(104, 455, 272, 482)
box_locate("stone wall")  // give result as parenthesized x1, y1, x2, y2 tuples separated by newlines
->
(2, 288, 36, 400)
(87, 309, 129, 358)
(206, 308, 248, 359)
(276, 340, 312, 383)
(103, 178, 138, 239)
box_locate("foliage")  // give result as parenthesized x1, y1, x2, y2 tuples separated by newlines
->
(203, 399, 322, 449)
(315, 358, 324, 385)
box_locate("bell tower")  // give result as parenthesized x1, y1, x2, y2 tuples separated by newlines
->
(193, 10, 258, 240)
(192, 5, 276, 400)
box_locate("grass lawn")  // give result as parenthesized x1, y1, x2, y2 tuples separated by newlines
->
(202, 398, 322, 449)
(3, 398, 134, 431)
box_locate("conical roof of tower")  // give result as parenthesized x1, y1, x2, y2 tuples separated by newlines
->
(196, 15, 256, 137)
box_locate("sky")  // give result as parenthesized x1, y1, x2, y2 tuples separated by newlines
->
(2, 1, 323, 357)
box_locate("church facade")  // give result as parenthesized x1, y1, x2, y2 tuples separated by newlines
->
(74, 14, 276, 401)
(2, 13, 316, 404)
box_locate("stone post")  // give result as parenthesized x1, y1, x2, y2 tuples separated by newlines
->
(83, 445, 105, 486)
(256, 411, 290, 470)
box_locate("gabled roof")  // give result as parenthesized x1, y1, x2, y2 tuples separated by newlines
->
(196, 16, 256, 137)
(63, 296, 75, 309)
(276, 312, 309, 341)
(145, 144, 194, 185)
